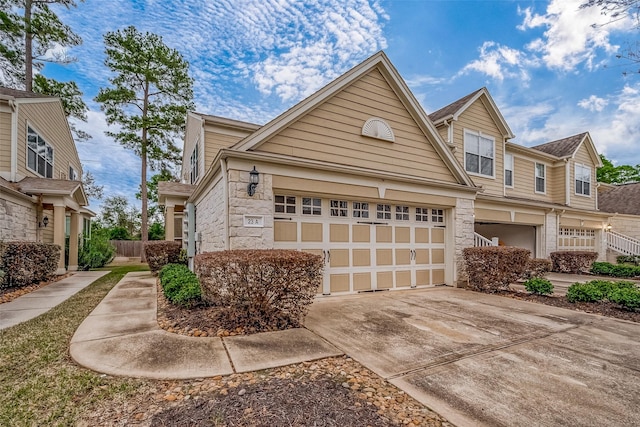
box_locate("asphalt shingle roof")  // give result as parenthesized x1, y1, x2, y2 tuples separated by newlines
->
(0, 86, 53, 99)
(531, 133, 587, 158)
(428, 89, 483, 123)
(598, 183, 640, 215)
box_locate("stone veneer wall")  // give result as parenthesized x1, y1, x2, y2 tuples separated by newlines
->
(0, 197, 37, 241)
(544, 212, 558, 258)
(454, 198, 474, 287)
(195, 176, 226, 253)
(227, 169, 273, 249)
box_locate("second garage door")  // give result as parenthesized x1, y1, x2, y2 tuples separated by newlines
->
(273, 195, 447, 294)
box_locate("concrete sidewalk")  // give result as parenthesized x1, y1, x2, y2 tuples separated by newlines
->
(0, 270, 110, 330)
(70, 272, 342, 380)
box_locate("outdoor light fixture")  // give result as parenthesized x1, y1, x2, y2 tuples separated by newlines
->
(40, 215, 49, 228)
(606, 223, 612, 231)
(247, 166, 259, 196)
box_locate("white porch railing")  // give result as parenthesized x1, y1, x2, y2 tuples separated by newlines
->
(474, 232, 499, 247)
(607, 230, 640, 256)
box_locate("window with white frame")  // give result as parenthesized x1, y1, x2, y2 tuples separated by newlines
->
(464, 130, 494, 177)
(431, 209, 444, 223)
(189, 143, 199, 184)
(504, 154, 513, 187)
(352, 201, 369, 218)
(330, 200, 348, 217)
(575, 164, 591, 196)
(376, 204, 391, 220)
(275, 195, 296, 214)
(415, 207, 429, 222)
(396, 205, 409, 221)
(302, 197, 321, 215)
(535, 163, 545, 193)
(69, 166, 78, 181)
(27, 126, 53, 178)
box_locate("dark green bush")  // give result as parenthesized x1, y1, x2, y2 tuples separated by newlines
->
(78, 232, 115, 270)
(591, 262, 640, 278)
(617, 255, 640, 266)
(159, 263, 201, 307)
(145, 241, 184, 274)
(0, 241, 60, 289)
(524, 277, 554, 295)
(566, 282, 606, 303)
(462, 246, 531, 292)
(607, 287, 640, 311)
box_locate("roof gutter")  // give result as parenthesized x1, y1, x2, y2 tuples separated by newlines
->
(10, 99, 18, 181)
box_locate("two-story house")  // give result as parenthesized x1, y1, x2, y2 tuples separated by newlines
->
(159, 51, 627, 294)
(0, 87, 93, 274)
(429, 88, 609, 259)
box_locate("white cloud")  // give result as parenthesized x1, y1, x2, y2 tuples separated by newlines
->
(518, 0, 630, 72)
(459, 41, 536, 82)
(578, 95, 608, 112)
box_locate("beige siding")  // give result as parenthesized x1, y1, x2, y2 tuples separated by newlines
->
(548, 164, 565, 204)
(16, 101, 82, 181)
(506, 156, 554, 203)
(451, 100, 504, 196)
(182, 114, 202, 183)
(0, 110, 11, 173)
(203, 130, 244, 168)
(570, 144, 597, 210)
(256, 69, 458, 184)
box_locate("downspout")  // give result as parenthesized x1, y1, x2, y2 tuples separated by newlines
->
(10, 100, 18, 181)
(565, 159, 571, 206)
(220, 158, 230, 250)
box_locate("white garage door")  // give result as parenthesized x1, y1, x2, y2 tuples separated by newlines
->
(273, 195, 447, 294)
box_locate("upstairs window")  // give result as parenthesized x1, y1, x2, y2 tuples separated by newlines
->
(69, 166, 78, 181)
(504, 154, 513, 187)
(27, 126, 53, 178)
(575, 164, 591, 196)
(189, 143, 199, 184)
(464, 130, 494, 177)
(535, 163, 545, 193)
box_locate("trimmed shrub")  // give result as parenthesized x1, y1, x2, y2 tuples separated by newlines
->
(617, 255, 640, 266)
(524, 277, 554, 295)
(549, 251, 598, 274)
(195, 249, 323, 330)
(462, 246, 531, 292)
(144, 241, 183, 274)
(521, 258, 552, 280)
(591, 261, 640, 278)
(159, 263, 201, 308)
(78, 233, 115, 270)
(0, 241, 60, 289)
(566, 279, 638, 304)
(607, 287, 640, 311)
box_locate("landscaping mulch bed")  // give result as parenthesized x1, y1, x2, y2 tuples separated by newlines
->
(492, 288, 640, 323)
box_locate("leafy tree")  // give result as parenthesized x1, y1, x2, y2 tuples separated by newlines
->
(81, 169, 103, 200)
(0, 0, 89, 139)
(597, 154, 640, 183)
(99, 195, 140, 239)
(95, 26, 193, 258)
(148, 222, 165, 240)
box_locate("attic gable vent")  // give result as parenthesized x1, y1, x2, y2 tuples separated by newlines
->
(362, 117, 395, 142)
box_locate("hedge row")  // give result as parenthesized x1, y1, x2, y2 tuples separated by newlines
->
(550, 251, 598, 274)
(567, 280, 639, 311)
(591, 262, 640, 278)
(0, 241, 60, 289)
(617, 255, 640, 266)
(463, 246, 531, 292)
(195, 249, 323, 331)
(144, 241, 183, 274)
(159, 263, 201, 308)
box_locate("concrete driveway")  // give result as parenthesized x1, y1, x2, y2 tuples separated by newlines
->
(305, 287, 640, 427)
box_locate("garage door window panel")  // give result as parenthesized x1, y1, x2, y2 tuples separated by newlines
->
(396, 205, 409, 221)
(330, 200, 348, 217)
(377, 204, 391, 220)
(302, 197, 322, 215)
(353, 202, 369, 218)
(275, 195, 296, 214)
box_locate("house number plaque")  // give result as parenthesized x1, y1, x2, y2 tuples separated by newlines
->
(243, 215, 264, 228)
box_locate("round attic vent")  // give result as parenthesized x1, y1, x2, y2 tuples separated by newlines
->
(361, 117, 395, 142)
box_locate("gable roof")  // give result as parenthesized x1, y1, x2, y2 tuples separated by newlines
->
(531, 132, 603, 167)
(427, 87, 514, 139)
(598, 182, 640, 215)
(16, 177, 88, 206)
(230, 51, 475, 187)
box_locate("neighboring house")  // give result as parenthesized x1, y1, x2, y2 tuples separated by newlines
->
(159, 51, 632, 294)
(598, 182, 640, 259)
(0, 87, 93, 274)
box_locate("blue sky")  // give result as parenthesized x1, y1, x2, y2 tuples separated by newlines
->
(35, 0, 640, 213)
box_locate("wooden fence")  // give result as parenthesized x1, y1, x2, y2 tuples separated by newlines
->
(110, 240, 143, 258)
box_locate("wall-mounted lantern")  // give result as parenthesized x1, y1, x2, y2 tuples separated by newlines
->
(247, 166, 259, 196)
(39, 215, 49, 228)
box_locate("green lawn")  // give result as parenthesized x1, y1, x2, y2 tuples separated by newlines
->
(0, 264, 151, 426)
